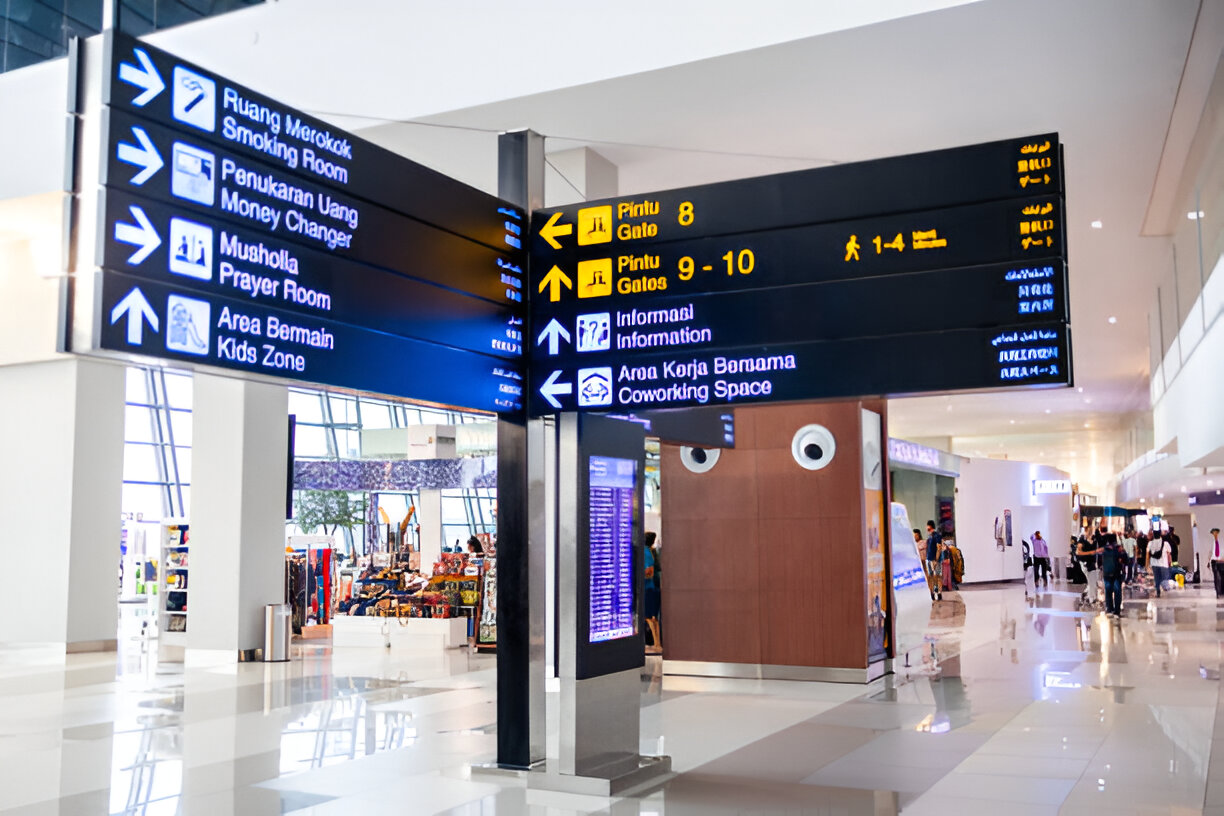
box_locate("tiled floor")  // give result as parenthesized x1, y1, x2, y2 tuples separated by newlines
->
(2, 581, 1222, 814)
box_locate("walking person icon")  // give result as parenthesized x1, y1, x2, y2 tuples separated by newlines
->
(845, 234, 861, 262)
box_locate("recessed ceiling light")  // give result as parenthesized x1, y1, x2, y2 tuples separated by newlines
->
(1090, 220, 1103, 229)
(1107, 316, 1117, 324)
(1010, 419, 1016, 424)
(1158, 492, 1165, 498)
(1180, 486, 1188, 492)
(1188, 211, 1205, 220)
(1140, 498, 1146, 503)
(1083, 422, 1091, 428)
(1077, 387, 1084, 393)
(1209, 480, 1215, 487)
(1045, 408, 1052, 414)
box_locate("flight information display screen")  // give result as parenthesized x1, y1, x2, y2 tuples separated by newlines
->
(588, 455, 637, 643)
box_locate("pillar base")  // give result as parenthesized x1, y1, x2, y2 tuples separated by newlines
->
(524, 755, 673, 797)
(65, 639, 117, 654)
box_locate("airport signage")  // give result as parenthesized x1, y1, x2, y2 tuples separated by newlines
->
(529, 134, 1069, 415)
(78, 32, 526, 413)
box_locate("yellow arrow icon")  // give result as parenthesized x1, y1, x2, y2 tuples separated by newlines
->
(539, 212, 573, 250)
(538, 265, 573, 302)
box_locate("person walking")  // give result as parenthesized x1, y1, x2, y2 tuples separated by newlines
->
(1167, 526, 1181, 567)
(1077, 533, 1102, 606)
(1149, 531, 1171, 597)
(1031, 531, 1050, 587)
(1100, 532, 1128, 618)
(925, 521, 943, 601)
(1121, 529, 1137, 583)
(643, 531, 662, 653)
(1209, 527, 1224, 598)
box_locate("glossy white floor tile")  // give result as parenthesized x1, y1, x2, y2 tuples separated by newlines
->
(3, 581, 1224, 815)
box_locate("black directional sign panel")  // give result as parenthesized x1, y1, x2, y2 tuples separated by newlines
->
(528, 134, 1070, 415)
(79, 32, 526, 413)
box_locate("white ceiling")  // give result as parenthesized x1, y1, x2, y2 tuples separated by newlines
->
(357, 0, 1204, 495)
(152, 0, 1212, 497)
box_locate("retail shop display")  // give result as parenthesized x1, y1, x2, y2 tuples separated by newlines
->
(158, 520, 189, 643)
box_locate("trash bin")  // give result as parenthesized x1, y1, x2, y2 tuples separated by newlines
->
(264, 603, 291, 662)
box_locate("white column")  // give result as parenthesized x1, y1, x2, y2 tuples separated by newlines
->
(188, 373, 288, 659)
(418, 488, 443, 574)
(0, 358, 124, 650)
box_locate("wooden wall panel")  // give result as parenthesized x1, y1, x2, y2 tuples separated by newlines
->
(660, 400, 883, 672)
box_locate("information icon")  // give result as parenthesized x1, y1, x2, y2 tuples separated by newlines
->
(576, 313, 611, 352)
(577, 367, 613, 407)
(172, 66, 216, 132)
(168, 217, 213, 280)
(165, 294, 211, 356)
(170, 142, 215, 206)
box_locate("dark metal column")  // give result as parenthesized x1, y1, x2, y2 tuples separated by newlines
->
(496, 130, 546, 768)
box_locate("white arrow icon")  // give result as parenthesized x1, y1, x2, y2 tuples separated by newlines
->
(536, 318, 571, 356)
(539, 370, 572, 410)
(116, 126, 163, 185)
(118, 47, 165, 107)
(113, 205, 162, 265)
(110, 287, 159, 345)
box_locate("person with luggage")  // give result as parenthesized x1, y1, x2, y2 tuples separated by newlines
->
(1149, 532, 1171, 597)
(925, 521, 943, 601)
(1031, 531, 1050, 587)
(1100, 533, 1128, 618)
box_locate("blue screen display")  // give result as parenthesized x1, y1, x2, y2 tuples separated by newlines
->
(588, 456, 637, 643)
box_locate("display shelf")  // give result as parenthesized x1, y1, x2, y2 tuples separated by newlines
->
(158, 519, 190, 645)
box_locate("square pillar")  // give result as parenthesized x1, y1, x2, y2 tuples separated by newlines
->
(0, 358, 124, 651)
(187, 373, 288, 659)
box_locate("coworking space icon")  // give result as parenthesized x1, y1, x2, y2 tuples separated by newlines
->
(577, 367, 613, 407)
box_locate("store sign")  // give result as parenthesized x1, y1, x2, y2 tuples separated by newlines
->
(1033, 479, 1072, 495)
(529, 134, 1069, 415)
(74, 33, 526, 414)
(888, 439, 942, 470)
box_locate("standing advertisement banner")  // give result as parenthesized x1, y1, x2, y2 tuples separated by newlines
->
(862, 409, 889, 662)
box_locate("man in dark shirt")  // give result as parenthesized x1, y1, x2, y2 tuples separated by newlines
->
(925, 520, 943, 601)
(1167, 527, 1181, 566)
(1100, 533, 1129, 618)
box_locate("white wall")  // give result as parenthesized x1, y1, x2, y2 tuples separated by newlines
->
(0, 59, 69, 200)
(954, 458, 1073, 583)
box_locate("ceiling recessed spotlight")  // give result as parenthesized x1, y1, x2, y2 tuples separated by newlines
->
(1188, 211, 1205, 220)
(1010, 419, 1016, 424)
(1209, 480, 1215, 487)
(1090, 220, 1103, 229)
(1083, 422, 1091, 428)
(1108, 316, 1117, 324)
(1045, 408, 1052, 414)
(1180, 486, 1188, 492)
(1158, 493, 1165, 498)
(1077, 387, 1084, 393)
(1140, 498, 1146, 503)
